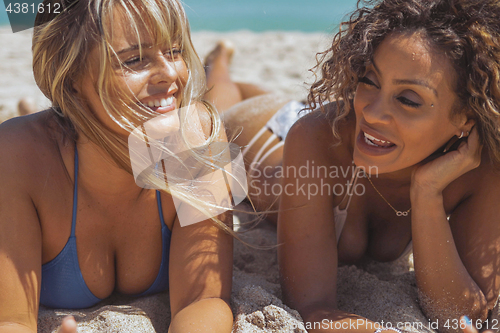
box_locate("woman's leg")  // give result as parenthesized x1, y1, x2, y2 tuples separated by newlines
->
(203, 41, 269, 112)
(222, 95, 290, 223)
(203, 41, 290, 223)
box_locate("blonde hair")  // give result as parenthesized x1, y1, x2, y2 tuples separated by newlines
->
(33, 0, 235, 233)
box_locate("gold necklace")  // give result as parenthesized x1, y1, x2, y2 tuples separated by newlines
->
(365, 175, 411, 217)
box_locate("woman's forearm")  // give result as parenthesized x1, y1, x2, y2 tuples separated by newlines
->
(410, 188, 487, 324)
(0, 323, 36, 333)
(168, 298, 233, 333)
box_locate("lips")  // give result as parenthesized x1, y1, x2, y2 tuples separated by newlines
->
(356, 126, 398, 156)
(363, 132, 395, 148)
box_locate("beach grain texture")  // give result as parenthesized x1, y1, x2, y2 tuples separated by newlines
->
(1, 27, 498, 332)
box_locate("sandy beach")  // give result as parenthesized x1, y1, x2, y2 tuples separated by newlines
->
(1, 27, 498, 332)
(0, 28, 330, 119)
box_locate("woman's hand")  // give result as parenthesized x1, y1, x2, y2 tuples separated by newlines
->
(56, 316, 77, 333)
(411, 126, 482, 195)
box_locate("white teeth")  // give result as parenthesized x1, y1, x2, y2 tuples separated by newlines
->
(364, 132, 392, 145)
(144, 97, 175, 109)
(364, 135, 380, 147)
(141, 96, 175, 110)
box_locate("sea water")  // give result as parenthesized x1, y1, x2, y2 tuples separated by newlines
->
(0, 0, 360, 32)
(182, 0, 359, 32)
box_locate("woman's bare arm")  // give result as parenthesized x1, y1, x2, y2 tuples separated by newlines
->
(167, 104, 234, 332)
(410, 128, 500, 330)
(167, 213, 233, 333)
(278, 113, 339, 315)
(0, 119, 43, 333)
(278, 112, 395, 333)
(411, 190, 490, 328)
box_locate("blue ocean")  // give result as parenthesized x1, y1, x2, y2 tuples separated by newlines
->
(1, 0, 359, 32)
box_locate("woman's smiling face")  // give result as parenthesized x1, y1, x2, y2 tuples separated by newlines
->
(353, 32, 466, 174)
(78, 8, 188, 137)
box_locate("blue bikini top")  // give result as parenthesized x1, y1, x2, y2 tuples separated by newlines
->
(40, 146, 172, 309)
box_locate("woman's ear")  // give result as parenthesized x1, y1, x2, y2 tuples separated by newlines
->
(457, 118, 476, 138)
(455, 108, 476, 137)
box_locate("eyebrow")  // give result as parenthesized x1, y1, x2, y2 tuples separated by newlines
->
(116, 44, 153, 55)
(371, 59, 438, 97)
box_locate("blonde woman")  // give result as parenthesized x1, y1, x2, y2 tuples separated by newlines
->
(0, 0, 236, 332)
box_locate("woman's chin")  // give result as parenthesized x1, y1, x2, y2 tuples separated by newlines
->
(353, 153, 424, 178)
(353, 149, 402, 176)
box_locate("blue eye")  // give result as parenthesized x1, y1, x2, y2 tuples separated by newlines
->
(397, 96, 421, 108)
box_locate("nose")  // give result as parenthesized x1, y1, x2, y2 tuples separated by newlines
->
(361, 95, 392, 125)
(150, 52, 179, 85)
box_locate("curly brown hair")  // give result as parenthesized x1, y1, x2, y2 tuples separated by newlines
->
(308, 0, 500, 165)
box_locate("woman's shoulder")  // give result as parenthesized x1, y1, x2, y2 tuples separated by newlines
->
(0, 110, 56, 146)
(466, 149, 500, 189)
(0, 110, 61, 175)
(442, 146, 500, 216)
(285, 102, 355, 162)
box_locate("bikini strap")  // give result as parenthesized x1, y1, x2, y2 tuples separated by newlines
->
(71, 144, 79, 237)
(156, 190, 167, 227)
(337, 166, 360, 210)
(258, 140, 284, 165)
(250, 133, 279, 168)
(242, 126, 267, 157)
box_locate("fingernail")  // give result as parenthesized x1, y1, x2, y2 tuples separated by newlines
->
(464, 316, 471, 326)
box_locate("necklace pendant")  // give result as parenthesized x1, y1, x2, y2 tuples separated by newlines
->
(396, 211, 408, 217)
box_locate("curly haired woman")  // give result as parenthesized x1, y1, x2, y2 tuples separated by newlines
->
(222, 0, 500, 332)
(274, 0, 500, 331)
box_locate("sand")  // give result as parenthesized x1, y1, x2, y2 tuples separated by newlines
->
(0, 29, 331, 120)
(1, 27, 498, 332)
